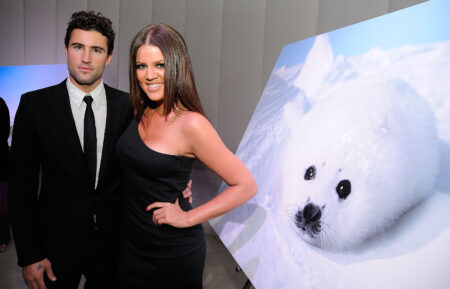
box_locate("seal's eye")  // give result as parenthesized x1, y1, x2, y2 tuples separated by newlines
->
(304, 166, 316, 180)
(336, 180, 351, 200)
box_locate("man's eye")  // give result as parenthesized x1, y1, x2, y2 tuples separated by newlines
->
(94, 48, 103, 54)
(74, 45, 82, 50)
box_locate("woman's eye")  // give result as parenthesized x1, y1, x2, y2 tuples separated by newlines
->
(136, 64, 146, 69)
(156, 63, 165, 68)
(304, 166, 316, 180)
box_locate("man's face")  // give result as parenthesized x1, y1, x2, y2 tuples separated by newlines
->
(65, 29, 112, 93)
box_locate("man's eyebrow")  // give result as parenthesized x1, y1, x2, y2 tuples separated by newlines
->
(70, 42, 84, 47)
(92, 46, 105, 51)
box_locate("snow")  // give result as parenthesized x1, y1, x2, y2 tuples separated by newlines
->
(211, 14, 450, 289)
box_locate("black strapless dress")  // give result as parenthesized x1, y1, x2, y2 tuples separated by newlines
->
(115, 117, 205, 289)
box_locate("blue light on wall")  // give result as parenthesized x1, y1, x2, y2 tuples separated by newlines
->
(0, 64, 68, 125)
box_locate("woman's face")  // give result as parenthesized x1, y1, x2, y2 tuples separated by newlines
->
(136, 44, 165, 103)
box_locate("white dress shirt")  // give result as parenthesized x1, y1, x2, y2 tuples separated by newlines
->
(66, 78, 107, 188)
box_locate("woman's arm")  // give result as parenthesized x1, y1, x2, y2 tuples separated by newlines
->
(147, 112, 257, 227)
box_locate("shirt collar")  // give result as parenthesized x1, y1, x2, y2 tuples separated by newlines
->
(66, 77, 106, 108)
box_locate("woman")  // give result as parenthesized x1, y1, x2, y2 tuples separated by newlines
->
(115, 24, 257, 288)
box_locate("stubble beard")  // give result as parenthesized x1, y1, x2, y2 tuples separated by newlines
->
(69, 69, 102, 88)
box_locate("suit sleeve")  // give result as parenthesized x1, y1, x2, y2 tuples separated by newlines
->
(9, 93, 45, 266)
(0, 98, 10, 178)
(0, 97, 10, 144)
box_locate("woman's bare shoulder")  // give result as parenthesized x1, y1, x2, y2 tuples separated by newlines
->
(179, 111, 211, 131)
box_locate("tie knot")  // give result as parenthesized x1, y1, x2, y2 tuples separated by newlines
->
(83, 95, 93, 105)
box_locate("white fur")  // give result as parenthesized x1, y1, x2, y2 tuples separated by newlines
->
(280, 78, 439, 250)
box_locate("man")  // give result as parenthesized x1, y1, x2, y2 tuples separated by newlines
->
(9, 11, 129, 289)
(9, 11, 193, 289)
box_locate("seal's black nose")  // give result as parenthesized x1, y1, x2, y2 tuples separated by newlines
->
(302, 203, 321, 223)
(295, 203, 322, 235)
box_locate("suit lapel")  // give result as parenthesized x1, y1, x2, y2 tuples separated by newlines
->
(97, 85, 122, 190)
(48, 80, 88, 172)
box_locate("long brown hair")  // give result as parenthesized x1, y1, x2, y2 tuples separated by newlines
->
(129, 23, 205, 118)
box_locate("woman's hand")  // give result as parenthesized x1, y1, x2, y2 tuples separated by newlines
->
(146, 199, 191, 228)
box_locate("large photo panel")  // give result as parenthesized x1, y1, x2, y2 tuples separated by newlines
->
(211, 0, 450, 288)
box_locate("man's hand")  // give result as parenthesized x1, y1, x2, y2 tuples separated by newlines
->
(182, 179, 193, 203)
(22, 258, 56, 289)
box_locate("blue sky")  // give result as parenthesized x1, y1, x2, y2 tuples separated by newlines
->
(275, 0, 450, 68)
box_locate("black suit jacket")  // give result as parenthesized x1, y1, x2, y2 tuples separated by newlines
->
(0, 97, 10, 180)
(9, 80, 131, 269)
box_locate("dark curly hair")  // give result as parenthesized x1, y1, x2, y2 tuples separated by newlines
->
(64, 11, 115, 55)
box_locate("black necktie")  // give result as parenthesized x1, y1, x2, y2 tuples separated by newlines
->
(83, 95, 96, 188)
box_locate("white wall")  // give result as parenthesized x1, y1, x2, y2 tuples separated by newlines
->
(0, 0, 426, 151)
